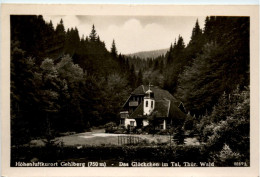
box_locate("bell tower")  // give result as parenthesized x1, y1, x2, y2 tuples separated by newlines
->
(143, 83, 155, 116)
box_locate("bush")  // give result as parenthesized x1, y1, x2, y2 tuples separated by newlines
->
(138, 139, 149, 145)
(141, 125, 160, 135)
(113, 125, 126, 134)
(136, 128, 142, 134)
(118, 124, 126, 129)
(104, 122, 117, 128)
(214, 144, 242, 166)
(104, 122, 117, 133)
(174, 128, 185, 145)
(141, 125, 151, 133)
(114, 129, 127, 134)
(156, 129, 169, 135)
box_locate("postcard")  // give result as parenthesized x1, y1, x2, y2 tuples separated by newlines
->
(1, 4, 259, 177)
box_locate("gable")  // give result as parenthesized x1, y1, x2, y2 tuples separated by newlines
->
(129, 101, 144, 119)
(131, 85, 179, 103)
(129, 99, 186, 120)
(153, 100, 170, 118)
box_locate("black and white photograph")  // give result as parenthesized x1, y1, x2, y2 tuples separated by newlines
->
(1, 4, 259, 177)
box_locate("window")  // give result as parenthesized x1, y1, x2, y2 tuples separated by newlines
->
(146, 101, 148, 107)
(130, 121, 135, 126)
(133, 97, 135, 101)
(151, 101, 153, 108)
(160, 124, 164, 129)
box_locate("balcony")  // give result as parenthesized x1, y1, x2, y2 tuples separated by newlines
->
(129, 101, 138, 107)
(120, 111, 129, 119)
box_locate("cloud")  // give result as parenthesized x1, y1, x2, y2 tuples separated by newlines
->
(98, 18, 175, 54)
(43, 15, 205, 54)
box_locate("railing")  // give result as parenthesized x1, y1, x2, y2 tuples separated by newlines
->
(118, 136, 141, 145)
(129, 101, 138, 107)
(120, 112, 129, 118)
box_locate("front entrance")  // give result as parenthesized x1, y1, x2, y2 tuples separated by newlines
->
(120, 119, 125, 125)
(156, 119, 166, 130)
(135, 119, 143, 128)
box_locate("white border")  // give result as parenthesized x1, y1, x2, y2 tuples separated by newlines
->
(1, 4, 259, 177)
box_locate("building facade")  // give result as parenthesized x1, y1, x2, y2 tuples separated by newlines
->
(120, 85, 186, 130)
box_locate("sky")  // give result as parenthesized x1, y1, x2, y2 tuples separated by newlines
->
(43, 15, 206, 54)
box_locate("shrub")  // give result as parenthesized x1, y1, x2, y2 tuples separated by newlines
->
(138, 138, 149, 145)
(104, 122, 117, 128)
(214, 144, 242, 166)
(156, 129, 168, 135)
(174, 128, 185, 145)
(114, 125, 127, 134)
(136, 128, 142, 134)
(114, 129, 127, 134)
(118, 124, 126, 129)
(104, 122, 117, 133)
(141, 125, 151, 133)
(202, 124, 215, 141)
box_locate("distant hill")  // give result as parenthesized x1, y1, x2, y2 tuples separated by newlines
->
(127, 48, 169, 59)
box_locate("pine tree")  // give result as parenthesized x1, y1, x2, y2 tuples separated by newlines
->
(170, 43, 173, 51)
(173, 38, 177, 46)
(188, 19, 203, 50)
(111, 39, 118, 57)
(167, 43, 173, 64)
(136, 69, 143, 86)
(48, 20, 54, 31)
(128, 65, 137, 88)
(176, 35, 185, 51)
(89, 24, 97, 42)
(56, 19, 65, 35)
(191, 19, 202, 41)
(54, 18, 66, 55)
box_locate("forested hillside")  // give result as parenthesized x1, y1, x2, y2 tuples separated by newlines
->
(129, 17, 249, 116)
(11, 15, 140, 145)
(127, 48, 168, 59)
(127, 17, 249, 159)
(11, 15, 249, 161)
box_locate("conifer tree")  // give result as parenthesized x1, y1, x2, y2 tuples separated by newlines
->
(128, 65, 137, 88)
(49, 20, 54, 31)
(136, 69, 143, 86)
(89, 24, 97, 42)
(191, 19, 202, 41)
(176, 35, 185, 51)
(54, 19, 66, 55)
(111, 39, 118, 57)
(188, 19, 203, 51)
(55, 19, 65, 35)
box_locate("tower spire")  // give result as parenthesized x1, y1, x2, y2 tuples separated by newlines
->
(143, 83, 155, 116)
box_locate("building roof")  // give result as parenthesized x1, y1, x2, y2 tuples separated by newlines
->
(129, 99, 186, 120)
(122, 85, 186, 120)
(129, 101, 144, 119)
(123, 85, 180, 107)
(132, 85, 175, 100)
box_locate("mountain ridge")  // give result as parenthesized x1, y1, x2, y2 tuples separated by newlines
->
(126, 48, 169, 59)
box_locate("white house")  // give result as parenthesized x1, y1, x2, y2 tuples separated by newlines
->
(119, 85, 186, 130)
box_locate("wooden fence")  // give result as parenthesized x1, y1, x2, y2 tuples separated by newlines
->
(118, 136, 141, 145)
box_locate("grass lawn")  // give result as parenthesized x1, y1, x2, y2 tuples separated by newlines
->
(28, 129, 199, 147)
